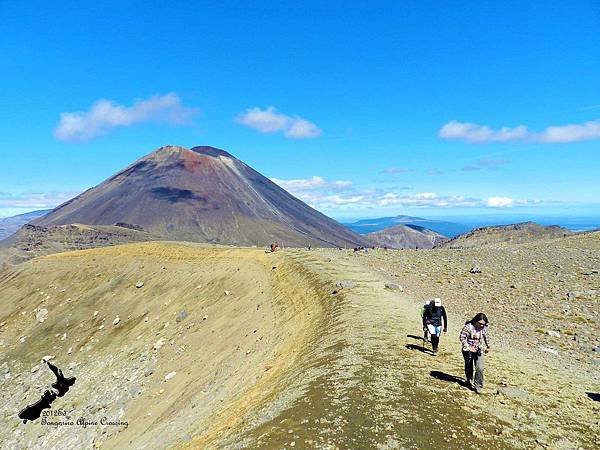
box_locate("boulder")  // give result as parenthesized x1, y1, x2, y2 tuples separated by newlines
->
(497, 386, 529, 400)
(176, 310, 189, 323)
(36, 309, 48, 323)
(164, 371, 176, 382)
(335, 280, 355, 289)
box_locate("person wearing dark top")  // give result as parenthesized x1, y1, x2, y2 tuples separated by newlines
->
(423, 297, 448, 354)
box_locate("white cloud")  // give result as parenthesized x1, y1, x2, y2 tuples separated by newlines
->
(236, 106, 322, 139)
(486, 196, 514, 207)
(381, 167, 411, 174)
(439, 121, 528, 143)
(285, 118, 322, 138)
(376, 192, 480, 208)
(270, 175, 547, 213)
(270, 176, 352, 192)
(54, 93, 198, 142)
(540, 120, 600, 143)
(439, 119, 600, 144)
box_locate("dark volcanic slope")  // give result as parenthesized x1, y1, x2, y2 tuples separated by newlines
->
(439, 221, 572, 248)
(365, 224, 447, 249)
(34, 146, 367, 248)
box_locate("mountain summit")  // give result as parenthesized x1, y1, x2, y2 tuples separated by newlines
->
(34, 145, 367, 247)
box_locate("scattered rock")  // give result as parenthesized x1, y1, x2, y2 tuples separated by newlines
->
(385, 282, 403, 291)
(469, 267, 482, 274)
(202, 315, 208, 320)
(540, 346, 559, 356)
(546, 330, 561, 338)
(144, 369, 154, 377)
(335, 280, 355, 289)
(164, 371, 176, 381)
(527, 411, 537, 420)
(154, 338, 165, 351)
(36, 309, 48, 323)
(497, 386, 529, 400)
(128, 385, 141, 396)
(135, 281, 144, 288)
(176, 310, 189, 323)
(224, 290, 231, 296)
(113, 316, 120, 326)
(42, 355, 54, 362)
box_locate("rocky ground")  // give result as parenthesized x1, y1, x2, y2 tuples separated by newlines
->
(353, 231, 599, 380)
(0, 235, 598, 449)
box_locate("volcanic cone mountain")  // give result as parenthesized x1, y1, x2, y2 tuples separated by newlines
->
(33, 145, 367, 248)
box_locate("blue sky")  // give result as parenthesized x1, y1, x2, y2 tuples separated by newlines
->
(1, 0, 599, 221)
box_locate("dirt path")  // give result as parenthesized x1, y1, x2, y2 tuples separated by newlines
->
(211, 248, 598, 449)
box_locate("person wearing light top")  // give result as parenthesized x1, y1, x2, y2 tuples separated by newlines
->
(459, 312, 490, 394)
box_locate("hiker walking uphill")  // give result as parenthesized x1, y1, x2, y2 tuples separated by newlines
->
(423, 298, 447, 354)
(460, 313, 490, 394)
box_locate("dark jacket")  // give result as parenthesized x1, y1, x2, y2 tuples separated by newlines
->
(424, 306, 447, 329)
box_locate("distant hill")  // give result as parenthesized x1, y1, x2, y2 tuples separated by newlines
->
(438, 221, 572, 249)
(0, 223, 154, 267)
(0, 209, 51, 240)
(365, 224, 447, 249)
(33, 145, 368, 248)
(345, 215, 470, 238)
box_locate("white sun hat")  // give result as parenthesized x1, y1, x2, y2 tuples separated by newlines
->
(433, 298, 442, 306)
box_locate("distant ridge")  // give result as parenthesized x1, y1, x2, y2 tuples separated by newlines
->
(0, 209, 51, 240)
(33, 145, 368, 248)
(365, 224, 447, 249)
(345, 215, 470, 238)
(438, 221, 572, 248)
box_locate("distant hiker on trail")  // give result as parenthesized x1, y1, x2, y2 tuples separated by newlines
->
(420, 300, 432, 342)
(270, 242, 279, 252)
(459, 313, 490, 394)
(423, 298, 447, 354)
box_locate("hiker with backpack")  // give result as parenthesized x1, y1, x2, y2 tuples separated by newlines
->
(423, 297, 447, 354)
(420, 299, 432, 342)
(459, 313, 490, 394)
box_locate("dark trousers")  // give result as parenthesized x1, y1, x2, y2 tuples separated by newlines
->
(431, 334, 440, 352)
(462, 350, 484, 389)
